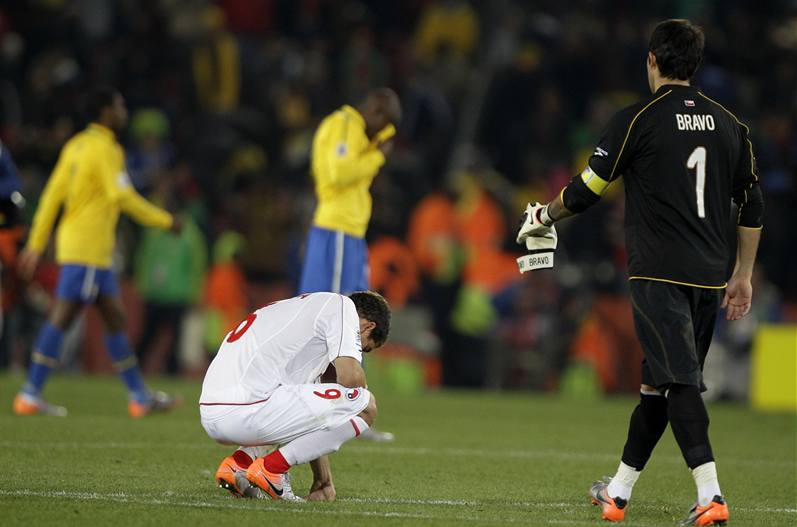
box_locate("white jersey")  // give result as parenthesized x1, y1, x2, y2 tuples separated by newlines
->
(199, 292, 362, 405)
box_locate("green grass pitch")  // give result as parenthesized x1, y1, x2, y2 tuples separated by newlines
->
(1, 373, 794, 526)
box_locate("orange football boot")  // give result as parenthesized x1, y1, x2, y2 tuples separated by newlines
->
(245, 458, 285, 500)
(13, 393, 67, 416)
(128, 391, 181, 418)
(216, 453, 257, 498)
(590, 478, 628, 522)
(681, 495, 729, 526)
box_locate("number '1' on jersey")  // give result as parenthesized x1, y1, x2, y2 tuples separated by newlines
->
(585, 84, 761, 288)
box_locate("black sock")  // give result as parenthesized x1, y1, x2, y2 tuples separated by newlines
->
(621, 392, 669, 470)
(667, 384, 714, 469)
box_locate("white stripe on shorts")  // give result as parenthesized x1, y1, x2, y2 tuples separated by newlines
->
(81, 267, 96, 301)
(332, 230, 344, 293)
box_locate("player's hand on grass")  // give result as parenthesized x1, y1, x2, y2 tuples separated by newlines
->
(307, 480, 336, 502)
(721, 274, 752, 321)
(18, 247, 41, 281)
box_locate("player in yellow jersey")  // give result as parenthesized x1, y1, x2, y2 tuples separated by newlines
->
(297, 88, 400, 442)
(298, 88, 400, 294)
(13, 87, 182, 418)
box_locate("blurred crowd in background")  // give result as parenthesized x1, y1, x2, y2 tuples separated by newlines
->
(0, 0, 794, 399)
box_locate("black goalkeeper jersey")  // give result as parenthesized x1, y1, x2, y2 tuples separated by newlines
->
(587, 84, 761, 288)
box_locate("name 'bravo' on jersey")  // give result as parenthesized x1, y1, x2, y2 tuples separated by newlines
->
(563, 84, 764, 288)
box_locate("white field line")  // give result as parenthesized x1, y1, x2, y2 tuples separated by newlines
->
(342, 496, 797, 515)
(0, 440, 790, 470)
(0, 489, 649, 526)
(0, 489, 794, 516)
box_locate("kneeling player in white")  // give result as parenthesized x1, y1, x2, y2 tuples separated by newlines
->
(200, 291, 390, 501)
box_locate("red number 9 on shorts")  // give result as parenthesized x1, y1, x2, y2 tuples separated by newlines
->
(313, 388, 341, 400)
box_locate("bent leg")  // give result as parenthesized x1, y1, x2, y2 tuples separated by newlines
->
(275, 391, 374, 470)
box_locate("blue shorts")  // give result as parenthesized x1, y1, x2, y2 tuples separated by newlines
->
(56, 264, 119, 303)
(298, 227, 368, 294)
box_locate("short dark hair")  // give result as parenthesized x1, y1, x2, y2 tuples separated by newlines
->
(349, 291, 391, 347)
(649, 19, 705, 80)
(85, 86, 119, 122)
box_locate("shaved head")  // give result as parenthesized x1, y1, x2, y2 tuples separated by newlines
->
(359, 87, 401, 139)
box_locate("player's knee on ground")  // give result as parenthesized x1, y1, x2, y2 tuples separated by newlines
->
(358, 393, 377, 427)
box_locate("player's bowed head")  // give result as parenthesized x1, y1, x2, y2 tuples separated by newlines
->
(357, 88, 401, 154)
(348, 290, 391, 354)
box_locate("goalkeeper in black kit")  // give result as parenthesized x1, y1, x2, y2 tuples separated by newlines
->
(516, 19, 763, 526)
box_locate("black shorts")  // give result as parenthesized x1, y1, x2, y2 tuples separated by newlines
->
(629, 279, 721, 391)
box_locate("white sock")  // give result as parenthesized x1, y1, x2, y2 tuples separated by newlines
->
(239, 445, 272, 460)
(692, 462, 721, 506)
(606, 461, 641, 501)
(280, 416, 369, 466)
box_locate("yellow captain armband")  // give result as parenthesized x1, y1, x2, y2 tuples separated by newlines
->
(562, 166, 605, 213)
(580, 166, 610, 196)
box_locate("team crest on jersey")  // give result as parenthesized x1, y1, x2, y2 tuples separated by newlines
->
(335, 143, 348, 157)
(346, 388, 361, 401)
(117, 171, 132, 189)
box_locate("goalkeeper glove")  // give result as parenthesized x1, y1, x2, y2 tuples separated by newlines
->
(516, 202, 554, 244)
(516, 202, 557, 273)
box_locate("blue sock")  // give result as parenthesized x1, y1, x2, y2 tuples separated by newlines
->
(22, 324, 64, 397)
(105, 333, 149, 403)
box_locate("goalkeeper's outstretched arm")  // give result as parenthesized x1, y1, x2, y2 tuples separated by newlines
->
(546, 165, 609, 225)
(546, 191, 575, 223)
(516, 166, 608, 246)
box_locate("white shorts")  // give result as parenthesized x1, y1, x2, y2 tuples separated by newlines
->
(200, 383, 371, 447)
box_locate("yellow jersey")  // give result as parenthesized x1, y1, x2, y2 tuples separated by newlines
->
(27, 124, 173, 268)
(311, 105, 394, 238)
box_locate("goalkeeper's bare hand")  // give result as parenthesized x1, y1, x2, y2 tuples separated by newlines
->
(722, 274, 752, 321)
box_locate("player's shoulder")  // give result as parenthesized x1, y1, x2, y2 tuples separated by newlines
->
(695, 91, 747, 129)
(58, 131, 88, 159)
(65, 126, 115, 153)
(318, 107, 349, 129)
(619, 89, 676, 120)
(303, 291, 354, 310)
(306, 291, 342, 300)
(604, 95, 657, 133)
